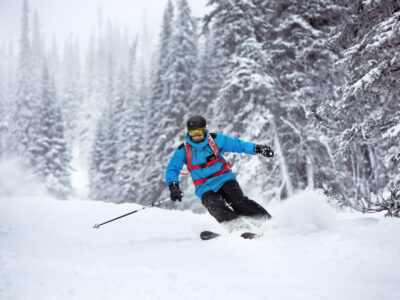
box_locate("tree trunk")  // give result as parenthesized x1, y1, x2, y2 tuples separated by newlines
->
(269, 114, 293, 199)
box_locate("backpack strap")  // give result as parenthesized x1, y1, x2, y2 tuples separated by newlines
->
(182, 134, 232, 185)
(191, 165, 231, 185)
(207, 134, 219, 158)
(186, 134, 222, 170)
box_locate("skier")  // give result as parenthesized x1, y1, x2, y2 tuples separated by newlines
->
(166, 115, 274, 235)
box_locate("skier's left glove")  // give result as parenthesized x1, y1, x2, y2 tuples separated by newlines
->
(255, 144, 274, 157)
(169, 182, 183, 202)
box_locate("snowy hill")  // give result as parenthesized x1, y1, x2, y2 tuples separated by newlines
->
(1, 190, 399, 300)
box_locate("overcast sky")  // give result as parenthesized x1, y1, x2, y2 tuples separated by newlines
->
(0, 0, 208, 50)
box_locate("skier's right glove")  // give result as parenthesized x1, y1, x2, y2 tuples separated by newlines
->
(169, 182, 183, 201)
(255, 144, 274, 157)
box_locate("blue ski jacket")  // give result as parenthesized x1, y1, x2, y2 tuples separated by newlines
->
(166, 131, 256, 199)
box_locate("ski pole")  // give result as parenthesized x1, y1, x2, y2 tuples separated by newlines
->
(93, 197, 171, 229)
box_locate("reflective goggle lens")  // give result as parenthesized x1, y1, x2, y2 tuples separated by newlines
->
(188, 128, 205, 137)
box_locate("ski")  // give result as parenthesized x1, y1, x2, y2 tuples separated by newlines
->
(200, 230, 260, 240)
(240, 232, 258, 239)
(200, 230, 221, 240)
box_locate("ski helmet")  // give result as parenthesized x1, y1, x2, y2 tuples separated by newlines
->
(187, 115, 207, 131)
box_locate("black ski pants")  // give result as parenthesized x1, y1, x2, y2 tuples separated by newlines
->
(201, 180, 271, 223)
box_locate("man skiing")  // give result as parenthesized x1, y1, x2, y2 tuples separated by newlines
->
(166, 115, 274, 236)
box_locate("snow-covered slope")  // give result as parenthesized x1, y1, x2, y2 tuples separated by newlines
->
(1, 190, 399, 300)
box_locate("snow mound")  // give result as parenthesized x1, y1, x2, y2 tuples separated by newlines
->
(268, 189, 336, 235)
(0, 158, 48, 197)
(1, 193, 399, 300)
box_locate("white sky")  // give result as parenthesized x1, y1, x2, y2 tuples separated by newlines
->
(0, 0, 208, 50)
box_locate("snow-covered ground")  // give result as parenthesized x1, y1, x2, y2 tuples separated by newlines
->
(1, 189, 399, 300)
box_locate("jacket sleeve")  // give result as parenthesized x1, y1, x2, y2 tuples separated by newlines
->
(165, 147, 186, 186)
(216, 133, 256, 155)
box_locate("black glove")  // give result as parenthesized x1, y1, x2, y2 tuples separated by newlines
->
(255, 144, 274, 157)
(169, 182, 183, 201)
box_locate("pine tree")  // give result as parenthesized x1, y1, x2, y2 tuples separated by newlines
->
(13, 0, 35, 158)
(79, 32, 97, 157)
(89, 116, 108, 200)
(0, 44, 6, 159)
(165, 0, 198, 122)
(114, 41, 143, 202)
(100, 56, 120, 201)
(204, 0, 280, 198)
(86, 18, 141, 202)
(61, 36, 83, 142)
(260, 0, 350, 198)
(81, 21, 110, 161)
(32, 63, 73, 199)
(317, 0, 400, 208)
(89, 52, 128, 202)
(142, 0, 198, 205)
(141, 0, 175, 204)
(188, 29, 222, 117)
(29, 10, 47, 168)
(203, 0, 349, 200)
(143, 0, 174, 157)
(48, 37, 61, 87)
(31, 11, 44, 107)
(0, 43, 17, 159)
(150, 0, 174, 110)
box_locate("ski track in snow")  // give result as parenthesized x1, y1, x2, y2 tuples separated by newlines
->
(1, 190, 400, 300)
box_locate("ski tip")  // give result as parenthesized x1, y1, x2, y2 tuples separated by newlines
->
(200, 230, 220, 240)
(93, 224, 100, 229)
(240, 232, 259, 239)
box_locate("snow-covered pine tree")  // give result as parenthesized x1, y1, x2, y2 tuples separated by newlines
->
(167, 0, 198, 109)
(84, 33, 96, 100)
(13, 0, 36, 158)
(89, 116, 108, 200)
(257, 0, 348, 199)
(89, 58, 116, 201)
(28, 10, 47, 170)
(143, 0, 174, 157)
(114, 41, 143, 203)
(32, 63, 73, 199)
(81, 19, 126, 169)
(99, 56, 120, 201)
(203, 0, 350, 200)
(203, 0, 281, 198)
(47, 37, 61, 89)
(163, 0, 197, 130)
(267, 0, 347, 198)
(142, 0, 198, 206)
(5, 43, 17, 104)
(86, 19, 137, 203)
(188, 29, 222, 117)
(141, 0, 175, 204)
(0, 44, 6, 158)
(0, 43, 17, 159)
(317, 0, 400, 210)
(31, 11, 44, 98)
(133, 56, 151, 203)
(78, 32, 97, 157)
(111, 66, 129, 202)
(90, 52, 127, 202)
(149, 0, 174, 111)
(60, 36, 83, 143)
(86, 20, 123, 202)
(0, 44, 4, 100)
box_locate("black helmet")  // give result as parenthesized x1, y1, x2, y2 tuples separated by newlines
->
(187, 115, 207, 131)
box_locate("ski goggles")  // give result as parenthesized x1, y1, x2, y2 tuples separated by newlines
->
(188, 128, 205, 137)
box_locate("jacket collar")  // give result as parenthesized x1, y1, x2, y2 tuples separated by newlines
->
(185, 131, 209, 148)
